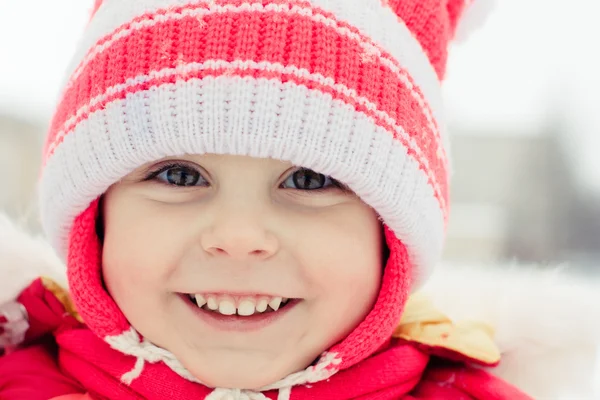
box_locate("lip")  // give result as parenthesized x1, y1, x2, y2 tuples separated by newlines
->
(180, 294, 300, 332)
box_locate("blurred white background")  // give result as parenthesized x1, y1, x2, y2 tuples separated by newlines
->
(0, 0, 599, 271)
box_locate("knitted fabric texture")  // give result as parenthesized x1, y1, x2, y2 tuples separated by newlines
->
(39, 0, 475, 391)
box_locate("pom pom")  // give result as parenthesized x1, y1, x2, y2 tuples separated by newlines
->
(453, 0, 497, 43)
(89, 0, 104, 21)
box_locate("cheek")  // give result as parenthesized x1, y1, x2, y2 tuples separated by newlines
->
(297, 204, 383, 300)
(292, 203, 383, 345)
(101, 191, 189, 303)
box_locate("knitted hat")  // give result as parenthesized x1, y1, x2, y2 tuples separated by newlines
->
(40, 0, 482, 390)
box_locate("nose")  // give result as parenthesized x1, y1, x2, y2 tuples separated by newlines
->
(200, 203, 279, 261)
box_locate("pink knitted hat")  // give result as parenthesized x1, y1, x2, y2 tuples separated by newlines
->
(40, 0, 482, 389)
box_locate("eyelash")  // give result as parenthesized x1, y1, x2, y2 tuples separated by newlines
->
(143, 162, 346, 192)
(281, 171, 346, 192)
(144, 162, 205, 184)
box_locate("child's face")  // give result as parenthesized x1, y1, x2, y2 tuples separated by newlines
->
(101, 154, 383, 389)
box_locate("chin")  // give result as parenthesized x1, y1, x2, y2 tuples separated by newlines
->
(179, 350, 295, 390)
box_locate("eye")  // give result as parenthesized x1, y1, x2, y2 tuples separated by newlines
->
(282, 168, 337, 190)
(152, 164, 208, 187)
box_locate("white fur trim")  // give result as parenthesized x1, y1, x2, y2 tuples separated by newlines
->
(423, 263, 600, 398)
(121, 357, 146, 385)
(277, 387, 292, 400)
(40, 76, 445, 286)
(0, 301, 29, 348)
(105, 327, 202, 384)
(259, 351, 341, 391)
(0, 213, 67, 305)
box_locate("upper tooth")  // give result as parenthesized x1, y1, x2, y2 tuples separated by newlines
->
(206, 296, 219, 311)
(218, 296, 236, 316)
(195, 294, 288, 315)
(195, 294, 207, 307)
(238, 299, 256, 316)
(269, 297, 282, 311)
(256, 298, 268, 313)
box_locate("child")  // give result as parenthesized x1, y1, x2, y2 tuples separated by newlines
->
(1, 0, 599, 398)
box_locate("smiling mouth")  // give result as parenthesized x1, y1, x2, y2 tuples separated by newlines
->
(186, 293, 294, 317)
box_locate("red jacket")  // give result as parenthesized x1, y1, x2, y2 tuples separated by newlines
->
(0, 278, 531, 400)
